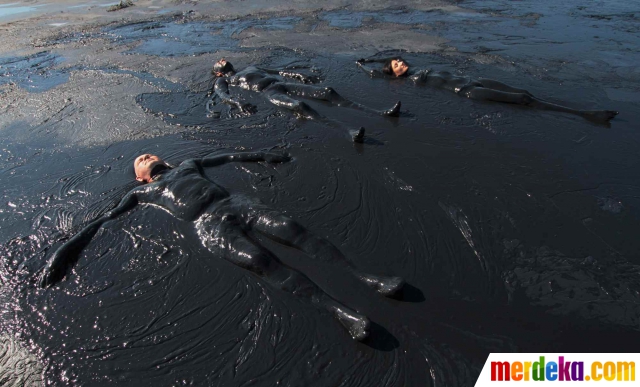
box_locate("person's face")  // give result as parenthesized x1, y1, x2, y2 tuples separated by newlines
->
(134, 154, 166, 183)
(214, 58, 229, 77)
(391, 59, 409, 77)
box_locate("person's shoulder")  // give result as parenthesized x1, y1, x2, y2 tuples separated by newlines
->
(409, 68, 430, 80)
(180, 159, 198, 167)
(239, 65, 258, 73)
(409, 68, 430, 75)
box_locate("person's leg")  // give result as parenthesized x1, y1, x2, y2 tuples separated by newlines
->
(465, 87, 618, 122)
(262, 84, 320, 119)
(476, 78, 533, 96)
(236, 203, 405, 297)
(263, 84, 368, 142)
(279, 83, 401, 117)
(196, 214, 370, 340)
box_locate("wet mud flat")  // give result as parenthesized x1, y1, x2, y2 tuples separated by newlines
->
(1, 0, 640, 385)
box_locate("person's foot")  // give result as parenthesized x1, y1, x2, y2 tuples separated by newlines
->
(357, 273, 405, 297)
(351, 127, 365, 143)
(583, 110, 619, 123)
(332, 306, 370, 341)
(382, 101, 401, 117)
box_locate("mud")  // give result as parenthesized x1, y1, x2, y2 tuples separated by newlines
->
(0, 52, 69, 92)
(0, 0, 639, 385)
(0, 334, 43, 387)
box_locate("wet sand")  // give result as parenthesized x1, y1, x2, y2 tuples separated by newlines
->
(1, 0, 639, 385)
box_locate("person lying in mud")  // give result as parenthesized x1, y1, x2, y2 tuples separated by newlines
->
(211, 58, 401, 142)
(39, 151, 405, 341)
(356, 56, 618, 123)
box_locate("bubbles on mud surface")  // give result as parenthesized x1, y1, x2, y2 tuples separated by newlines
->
(471, 111, 507, 135)
(0, 52, 69, 93)
(382, 167, 414, 192)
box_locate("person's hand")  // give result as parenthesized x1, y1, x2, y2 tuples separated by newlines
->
(264, 152, 291, 164)
(39, 247, 69, 288)
(239, 102, 257, 114)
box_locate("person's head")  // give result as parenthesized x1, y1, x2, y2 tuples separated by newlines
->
(382, 57, 409, 77)
(134, 154, 167, 183)
(212, 58, 236, 77)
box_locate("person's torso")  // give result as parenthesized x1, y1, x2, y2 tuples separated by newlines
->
(142, 160, 230, 221)
(229, 66, 280, 91)
(414, 70, 480, 93)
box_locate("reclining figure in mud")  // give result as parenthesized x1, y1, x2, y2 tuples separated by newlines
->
(211, 59, 402, 142)
(357, 56, 618, 123)
(40, 151, 405, 340)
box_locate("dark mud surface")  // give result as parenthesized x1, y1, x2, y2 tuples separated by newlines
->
(1, 0, 639, 385)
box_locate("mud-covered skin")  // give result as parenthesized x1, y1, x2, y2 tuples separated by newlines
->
(357, 58, 618, 123)
(39, 151, 404, 341)
(214, 61, 401, 119)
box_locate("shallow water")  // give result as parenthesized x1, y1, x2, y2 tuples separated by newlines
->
(0, 3, 39, 20)
(1, 0, 639, 385)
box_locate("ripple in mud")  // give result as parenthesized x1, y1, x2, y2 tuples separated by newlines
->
(502, 240, 640, 328)
(0, 52, 68, 92)
(0, 334, 43, 387)
(110, 17, 302, 57)
(320, 9, 491, 29)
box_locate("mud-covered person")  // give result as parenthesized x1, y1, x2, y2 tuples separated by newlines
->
(40, 151, 405, 341)
(210, 58, 402, 142)
(356, 56, 618, 123)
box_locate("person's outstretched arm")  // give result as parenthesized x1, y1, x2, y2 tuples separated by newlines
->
(40, 191, 140, 288)
(197, 151, 291, 168)
(213, 77, 257, 114)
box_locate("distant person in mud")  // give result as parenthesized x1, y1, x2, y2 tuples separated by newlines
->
(356, 56, 618, 123)
(210, 58, 402, 142)
(40, 151, 405, 341)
